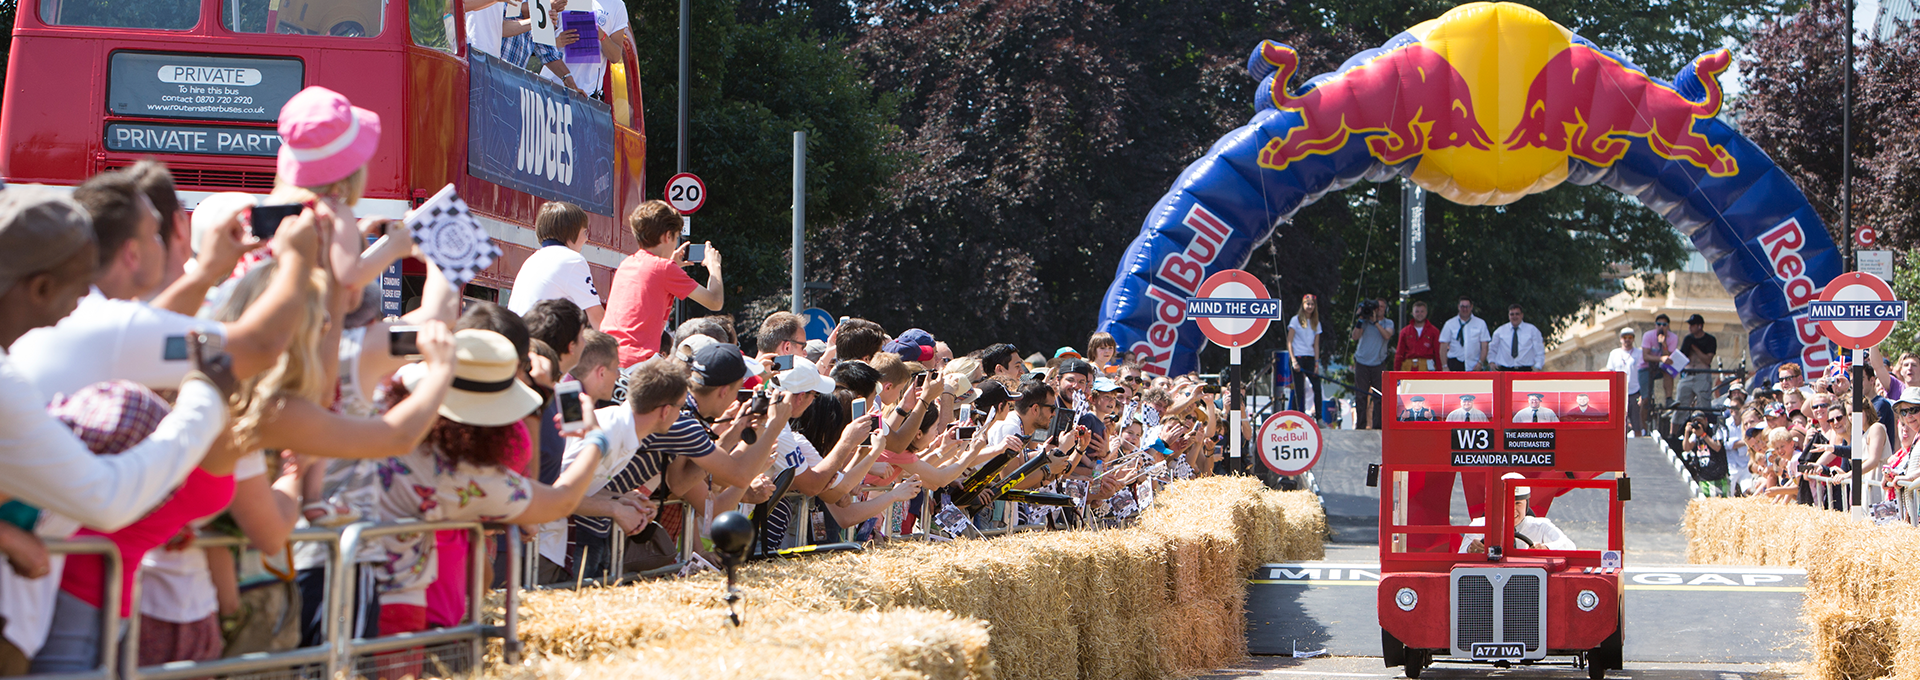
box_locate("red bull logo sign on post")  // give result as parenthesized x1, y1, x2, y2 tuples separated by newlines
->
(1098, 1, 1841, 379)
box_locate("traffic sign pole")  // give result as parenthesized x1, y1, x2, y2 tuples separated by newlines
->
(1230, 346, 1243, 471)
(1186, 269, 1279, 475)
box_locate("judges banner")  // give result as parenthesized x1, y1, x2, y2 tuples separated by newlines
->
(468, 52, 616, 216)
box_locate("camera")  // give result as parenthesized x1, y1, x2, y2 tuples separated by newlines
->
(1356, 298, 1380, 319)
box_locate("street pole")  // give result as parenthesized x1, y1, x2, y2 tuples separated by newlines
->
(1845, 0, 1864, 511)
(792, 131, 806, 314)
(1230, 346, 1243, 474)
(673, 0, 691, 331)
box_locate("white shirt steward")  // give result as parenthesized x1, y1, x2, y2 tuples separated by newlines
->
(507, 244, 602, 317)
(1439, 315, 1490, 367)
(1606, 347, 1642, 395)
(1487, 322, 1545, 370)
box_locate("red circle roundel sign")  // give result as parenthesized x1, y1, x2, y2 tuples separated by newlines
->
(1257, 410, 1322, 475)
(1817, 272, 1899, 350)
(1193, 269, 1274, 348)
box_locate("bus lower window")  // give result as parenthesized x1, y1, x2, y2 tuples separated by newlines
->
(40, 0, 199, 30)
(226, 0, 385, 38)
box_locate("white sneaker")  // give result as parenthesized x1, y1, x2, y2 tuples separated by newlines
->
(1626, 431, 1637, 439)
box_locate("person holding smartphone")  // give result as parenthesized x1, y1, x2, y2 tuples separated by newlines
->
(602, 201, 725, 368)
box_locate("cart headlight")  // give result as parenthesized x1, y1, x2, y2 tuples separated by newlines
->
(1576, 589, 1599, 612)
(1395, 587, 1418, 611)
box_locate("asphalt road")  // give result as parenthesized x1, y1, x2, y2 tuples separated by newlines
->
(1247, 430, 1808, 674)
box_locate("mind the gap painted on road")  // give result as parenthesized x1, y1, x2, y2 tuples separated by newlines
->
(1250, 564, 1806, 592)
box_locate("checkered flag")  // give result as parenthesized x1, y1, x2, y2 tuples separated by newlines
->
(406, 184, 500, 295)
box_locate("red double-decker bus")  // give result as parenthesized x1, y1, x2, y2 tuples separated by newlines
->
(1, 0, 647, 304)
(1377, 371, 1627, 679)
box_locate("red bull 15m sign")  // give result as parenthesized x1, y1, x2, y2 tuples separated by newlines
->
(1097, 1, 1842, 379)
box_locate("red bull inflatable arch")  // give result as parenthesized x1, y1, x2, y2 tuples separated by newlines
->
(1098, 1, 1842, 378)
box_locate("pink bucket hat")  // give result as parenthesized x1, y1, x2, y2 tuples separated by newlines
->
(276, 86, 381, 187)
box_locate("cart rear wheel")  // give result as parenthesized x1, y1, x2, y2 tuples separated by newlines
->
(1380, 628, 1405, 667)
(1403, 650, 1429, 678)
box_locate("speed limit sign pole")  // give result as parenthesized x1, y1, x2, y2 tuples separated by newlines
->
(1185, 269, 1281, 473)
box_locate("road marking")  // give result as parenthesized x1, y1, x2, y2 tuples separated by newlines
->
(1256, 671, 1383, 678)
(1251, 562, 1806, 592)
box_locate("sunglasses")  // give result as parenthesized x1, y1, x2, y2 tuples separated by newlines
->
(1898, 405, 1920, 417)
(1655, 322, 1669, 327)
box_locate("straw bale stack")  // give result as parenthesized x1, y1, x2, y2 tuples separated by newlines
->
(1683, 497, 1920, 680)
(510, 478, 1323, 680)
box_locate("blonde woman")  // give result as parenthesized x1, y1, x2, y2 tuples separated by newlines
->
(1286, 294, 1322, 419)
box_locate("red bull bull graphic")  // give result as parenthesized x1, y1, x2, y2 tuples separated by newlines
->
(1097, 1, 1840, 379)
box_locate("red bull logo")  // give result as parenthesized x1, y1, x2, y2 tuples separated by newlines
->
(1256, 42, 1494, 171)
(1276, 420, 1304, 432)
(1504, 46, 1737, 177)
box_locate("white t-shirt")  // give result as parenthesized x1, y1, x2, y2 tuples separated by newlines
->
(541, 0, 629, 96)
(985, 413, 1027, 448)
(775, 425, 823, 473)
(1287, 316, 1320, 358)
(8, 290, 224, 398)
(537, 404, 640, 564)
(466, 1, 508, 58)
(1605, 347, 1643, 395)
(1459, 514, 1575, 551)
(507, 245, 602, 316)
(139, 452, 270, 623)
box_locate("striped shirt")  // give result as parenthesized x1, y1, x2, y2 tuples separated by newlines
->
(568, 398, 714, 545)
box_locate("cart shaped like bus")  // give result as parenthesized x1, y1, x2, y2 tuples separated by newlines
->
(1377, 371, 1627, 679)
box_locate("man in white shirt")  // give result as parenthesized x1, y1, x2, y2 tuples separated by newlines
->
(1486, 304, 1545, 371)
(0, 189, 235, 531)
(1445, 394, 1489, 422)
(1462, 474, 1575, 553)
(1439, 297, 1490, 371)
(535, 358, 688, 571)
(508, 201, 604, 327)
(9, 169, 316, 397)
(1512, 393, 1558, 422)
(465, 0, 510, 57)
(1605, 327, 1643, 434)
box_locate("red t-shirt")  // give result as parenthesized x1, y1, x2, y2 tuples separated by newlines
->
(62, 469, 235, 617)
(602, 250, 697, 367)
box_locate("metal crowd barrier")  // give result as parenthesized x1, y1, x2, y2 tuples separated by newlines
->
(36, 537, 121, 680)
(126, 528, 339, 680)
(331, 520, 494, 679)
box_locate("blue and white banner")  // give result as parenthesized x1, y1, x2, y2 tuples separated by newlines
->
(468, 52, 616, 216)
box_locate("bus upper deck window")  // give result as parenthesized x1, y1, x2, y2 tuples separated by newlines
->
(226, 0, 385, 38)
(409, 0, 457, 53)
(39, 0, 200, 29)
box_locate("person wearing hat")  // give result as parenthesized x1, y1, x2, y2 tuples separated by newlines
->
(270, 86, 414, 299)
(666, 343, 795, 496)
(1445, 393, 1488, 422)
(1676, 313, 1718, 410)
(1460, 473, 1575, 553)
(884, 329, 939, 364)
(0, 189, 245, 538)
(1512, 392, 1558, 423)
(1399, 395, 1437, 421)
(1605, 326, 1643, 435)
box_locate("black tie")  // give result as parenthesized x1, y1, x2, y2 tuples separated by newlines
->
(1532, 407, 1539, 421)
(1511, 325, 1520, 364)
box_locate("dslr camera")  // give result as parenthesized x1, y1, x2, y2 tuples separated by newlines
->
(1353, 299, 1380, 327)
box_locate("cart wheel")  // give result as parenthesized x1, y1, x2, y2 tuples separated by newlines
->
(1403, 650, 1428, 679)
(1380, 628, 1405, 667)
(1589, 619, 1624, 679)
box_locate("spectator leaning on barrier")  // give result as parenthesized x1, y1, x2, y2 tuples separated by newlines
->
(1350, 298, 1393, 429)
(1676, 314, 1717, 409)
(1395, 300, 1440, 371)
(1486, 304, 1544, 372)
(1439, 297, 1490, 372)
(1605, 327, 1644, 436)
(508, 201, 604, 327)
(602, 201, 723, 368)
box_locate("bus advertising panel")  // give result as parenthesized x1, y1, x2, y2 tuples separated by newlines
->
(467, 52, 617, 216)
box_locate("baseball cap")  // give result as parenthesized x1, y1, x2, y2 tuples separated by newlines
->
(46, 380, 168, 455)
(1053, 347, 1082, 359)
(774, 356, 834, 395)
(1617, 327, 1636, 337)
(1765, 402, 1787, 417)
(0, 189, 94, 294)
(277, 86, 381, 187)
(974, 380, 1015, 411)
(689, 342, 762, 387)
(1091, 378, 1122, 393)
(881, 328, 937, 362)
(1058, 358, 1096, 378)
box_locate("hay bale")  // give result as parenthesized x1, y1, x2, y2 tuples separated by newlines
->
(507, 477, 1325, 680)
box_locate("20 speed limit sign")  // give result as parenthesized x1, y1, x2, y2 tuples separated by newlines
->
(665, 173, 707, 214)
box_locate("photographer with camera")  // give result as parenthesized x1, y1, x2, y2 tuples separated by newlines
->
(1350, 298, 1394, 429)
(1681, 413, 1730, 496)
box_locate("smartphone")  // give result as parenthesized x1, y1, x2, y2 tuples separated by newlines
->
(163, 335, 189, 361)
(389, 325, 422, 357)
(851, 398, 867, 416)
(249, 203, 303, 241)
(686, 243, 706, 263)
(957, 404, 973, 424)
(957, 425, 978, 440)
(913, 371, 929, 388)
(555, 382, 585, 432)
(773, 355, 795, 371)
(737, 389, 755, 403)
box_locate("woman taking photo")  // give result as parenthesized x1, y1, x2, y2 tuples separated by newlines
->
(1286, 294, 1322, 420)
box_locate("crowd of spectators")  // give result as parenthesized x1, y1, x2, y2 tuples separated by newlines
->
(0, 82, 1242, 673)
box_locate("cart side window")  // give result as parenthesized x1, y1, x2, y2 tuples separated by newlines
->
(1507, 378, 1613, 424)
(1395, 378, 1494, 423)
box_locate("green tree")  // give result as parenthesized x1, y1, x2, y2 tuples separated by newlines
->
(626, 0, 903, 326)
